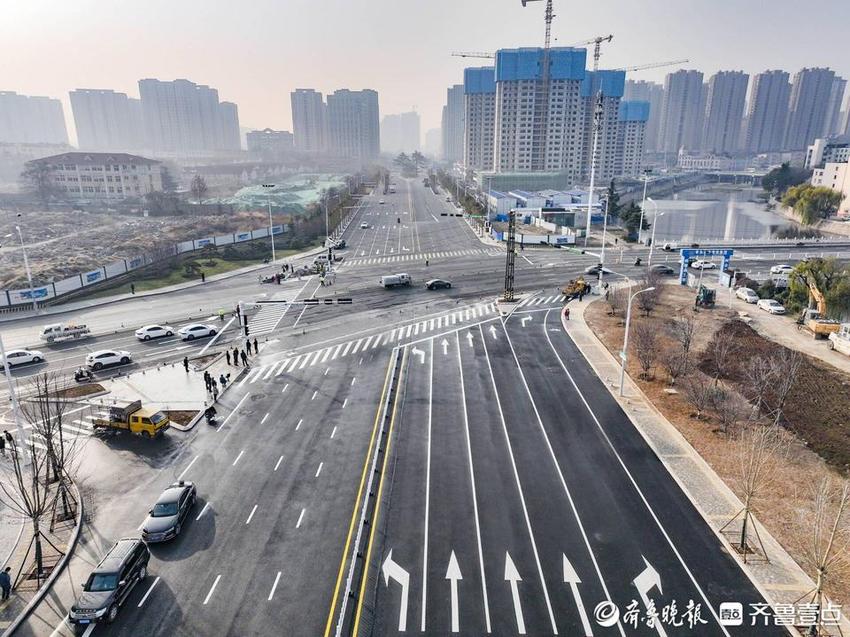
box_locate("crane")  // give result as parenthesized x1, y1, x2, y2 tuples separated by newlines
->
(571, 35, 614, 71)
(451, 51, 494, 59)
(612, 58, 689, 73)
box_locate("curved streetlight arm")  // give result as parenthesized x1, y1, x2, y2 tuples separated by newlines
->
(618, 285, 656, 396)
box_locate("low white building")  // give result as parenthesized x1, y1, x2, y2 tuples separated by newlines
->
(805, 136, 850, 170)
(27, 152, 163, 200)
(811, 160, 850, 216)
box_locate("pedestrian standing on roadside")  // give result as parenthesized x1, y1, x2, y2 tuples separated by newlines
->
(3, 431, 11, 447)
(253, 338, 258, 354)
(225, 351, 231, 366)
(0, 436, 5, 458)
(0, 566, 10, 600)
(233, 346, 239, 363)
(130, 283, 135, 295)
(201, 272, 206, 283)
(240, 350, 249, 367)
(219, 374, 227, 388)
(183, 357, 189, 373)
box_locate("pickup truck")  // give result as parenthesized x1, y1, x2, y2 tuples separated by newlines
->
(380, 273, 412, 288)
(40, 323, 91, 344)
(92, 400, 170, 438)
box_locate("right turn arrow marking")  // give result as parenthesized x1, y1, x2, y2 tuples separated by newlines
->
(504, 552, 526, 635)
(445, 551, 462, 633)
(382, 549, 410, 632)
(563, 554, 593, 636)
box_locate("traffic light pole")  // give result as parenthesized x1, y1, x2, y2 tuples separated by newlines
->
(502, 209, 516, 302)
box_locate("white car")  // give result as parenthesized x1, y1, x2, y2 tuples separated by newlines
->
(770, 264, 794, 275)
(86, 349, 132, 370)
(1, 349, 45, 369)
(757, 299, 786, 315)
(177, 323, 217, 341)
(735, 287, 759, 304)
(360, 222, 369, 229)
(135, 324, 174, 341)
(690, 260, 717, 270)
(378, 200, 385, 205)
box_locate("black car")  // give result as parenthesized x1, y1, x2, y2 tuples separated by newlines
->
(425, 279, 452, 290)
(69, 537, 150, 629)
(649, 264, 675, 276)
(141, 481, 197, 543)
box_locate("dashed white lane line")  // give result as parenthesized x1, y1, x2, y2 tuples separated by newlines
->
(137, 576, 160, 607)
(261, 413, 269, 425)
(296, 418, 303, 431)
(342, 398, 348, 409)
(268, 571, 282, 601)
(232, 450, 244, 466)
(203, 575, 222, 605)
(246, 504, 258, 524)
(282, 383, 289, 393)
(177, 455, 198, 480)
(217, 393, 251, 432)
(330, 426, 337, 439)
(311, 390, 318, 400)
(274, 455, 284, 471)
(315, 462, 323, 478)
(351, 377, 356, 386)
(195, 502, 210, 521)
(296, 508, 305, 528)
(324, 367, 330, 376)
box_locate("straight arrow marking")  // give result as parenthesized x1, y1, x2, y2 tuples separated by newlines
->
(563, 554, 593, 636)
(633, 556, 667, 637)
(504, 552, 526, 635)
(446, 551, 462, 633)
(382, 549, 410, 632)
(489, 325, 498, 340)
(441, 338, 449, 356)
(466, 332, 474, 348)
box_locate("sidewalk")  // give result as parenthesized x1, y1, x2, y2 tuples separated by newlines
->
(565, 294, 850, 635)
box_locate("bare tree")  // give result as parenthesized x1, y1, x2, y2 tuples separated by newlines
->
(631, 320, 660, 379)
(793, 478, 850, 636)
(636, 272, 663, 316)
(721, 423, 788, 562)
(605, 285, 628, 317)
(663, 315, 697, 385)
(682, 374, 714, 419)
(710, 385, 750, 435)
(669, 314, 697, 357)
(744, 355, 777, 418)
(705, 337, 740, 385)
(770, 349, 802, 425)
(190, 174, 208, 204)
(20, 161, 60, 204)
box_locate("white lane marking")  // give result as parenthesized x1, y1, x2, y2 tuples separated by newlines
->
(520, 254, 533, 264)
(542, 311, 731, 633)
(217, 392, 250, 432)
(268, 571, 282, 601)
(324, 367, 330, 376)
(342, 398, 348, 409)
(239, 369, 258, 387)
(311, 390, 318, 400)
(332, 344, 343, 360)
(246, 504, 258, 524)
(263, 362, 280, 380)
(341, 341, 353, 357)
(249, 368, 265, 384)
(330, 426, 337, 439)
(315, 462, 324, 478)
(414, 323, 420, 336)
(177, 455, 198, 480)
(261, 413, 269, 424)
(275, 359, 290, 376)
(296, 508, 305, 528)
(321, 348, 332, 363)
(405, 324, 413, 338)
(420, 338, 434, 631)
(274, 455, 284, 471)
(455, 331, 491, 631)
(137, 576, 161, 607)
(478, 324, 559, 635)
(203, 574, 222, 605)
(295, 418, 303, 431)
(282, 383, 289, 393)
(351, 377, 357, 386)
(232, 450, 244, 466)
(195, 502, 210, 521)
(352, 338, 365, 354)
(505, 553, 526, 634)
(299, 354, 311, 369)
(362, 335, 374, 350)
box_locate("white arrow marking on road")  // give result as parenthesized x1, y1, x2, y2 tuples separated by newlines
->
(382, 549, 410, 632)
(466, 332, 474, 347)
(504, 552, 526, 635)
(402, 246, 409, 251)
(563, 555, 593, 636)
(633, 556, 668, 637)
(521, 315, 532, 327)
(411, 347, 425, 364)
(441, 338, 449, 356)
(446, 551, 463, 633)
(489, 325, 498, 340)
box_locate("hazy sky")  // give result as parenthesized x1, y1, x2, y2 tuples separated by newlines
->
(3, 0, 850, 145)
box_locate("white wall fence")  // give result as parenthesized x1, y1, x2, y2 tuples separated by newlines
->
(1, 224, 286, 308)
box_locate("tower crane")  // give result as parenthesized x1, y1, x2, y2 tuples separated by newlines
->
(570, 35, 614, 71)
(451, 51, 495, 59)
(613, 58, 689, 73)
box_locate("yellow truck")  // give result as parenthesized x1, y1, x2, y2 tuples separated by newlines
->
(92, 400, 170, 438)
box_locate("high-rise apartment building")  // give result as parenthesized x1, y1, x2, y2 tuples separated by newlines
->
(424, 127, 441, 157)
(246, 128, 294, 156)
(624, 80, 663, 153)
(381, 111, 420, 153)
(70, 89, 143, 151)
(580, 70, 626, 182)
(463, 67, 496, 171)
(823, 76, 847, 137)
(326, 89, 380, 161)
(658, 70, 705, 154)
(785, 68, 836, 151)
(441, 84, 464, 163)
(743, 70, 791, 153)
(701, 71, 749, 153)
(617, 101, 650, 177)
(291, 89, 327, 153)
(492, 47, 588, 177)
(0, 91, 68, 144)
(137, 79, 240, 154)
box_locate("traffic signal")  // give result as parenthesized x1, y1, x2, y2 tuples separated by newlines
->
(243, 316, 250, 337)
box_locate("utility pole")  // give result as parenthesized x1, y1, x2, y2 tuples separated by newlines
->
(583, 36, 613, 248)
(521, 0, 555, 172)
(262, 184, 276, 262)
(502, 210, 517, 302)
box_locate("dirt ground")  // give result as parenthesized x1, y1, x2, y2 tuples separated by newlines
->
(586, 284, 850, 605)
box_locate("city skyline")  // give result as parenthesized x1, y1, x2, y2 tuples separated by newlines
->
(3, 0, 849, 145)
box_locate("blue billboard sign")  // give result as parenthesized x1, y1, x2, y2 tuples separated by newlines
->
(679, 248, 733, 285)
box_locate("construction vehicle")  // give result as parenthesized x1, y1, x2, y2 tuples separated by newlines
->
(695, 285, 716, 308)
(562, 277, 590, 300)
(92, 400, 170, 438)
(828, 324, 850, 356)
(40, 323, 91, 344)
(797, 278, 840, 339)
(380, 273, 412, 288)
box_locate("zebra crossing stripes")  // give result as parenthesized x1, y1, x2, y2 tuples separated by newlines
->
(340, 248, 501, 268)
(516, 294, 568, 307)
(20, 411, 98, 451)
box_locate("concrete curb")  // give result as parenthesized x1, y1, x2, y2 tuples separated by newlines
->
(1, 480, 84, 637)
(0, 518, 26, 572)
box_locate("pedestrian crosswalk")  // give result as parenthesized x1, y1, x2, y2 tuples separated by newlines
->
(3, 405, 98, 452)
(247, 294, 296, 336)
(515, 294, 569, 307)
(339, 248, 502, 268)
(238, 301, 500, 386)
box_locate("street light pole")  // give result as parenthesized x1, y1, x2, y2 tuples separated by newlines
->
(13, 226, 37, 312)
(619, 285, 656, 396)
(646, 198, 663, 267)
(0, 333, 28, 455)
(261, 184, 276, 263)
(598, 197, 610, 287)
(638, 172, 649, 244)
